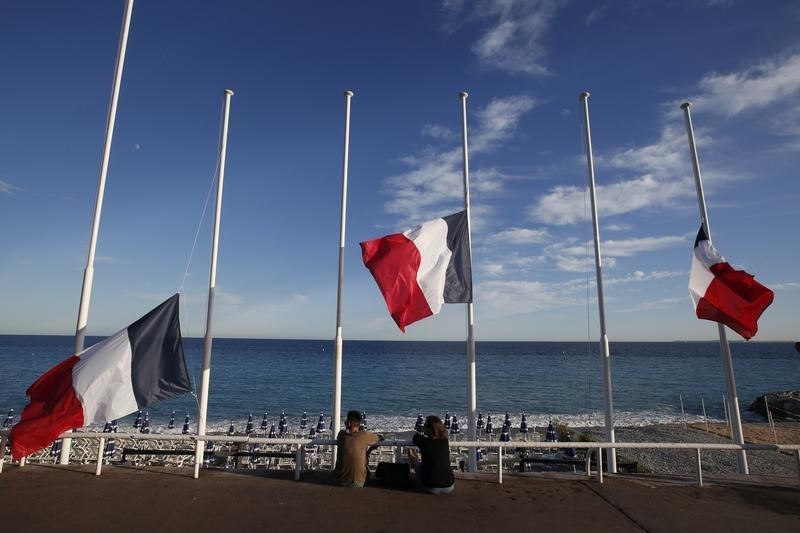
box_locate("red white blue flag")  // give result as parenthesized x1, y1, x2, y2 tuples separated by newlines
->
(11, 295, 192, 459)
(689, 226, 774, 340)
(360, 211, 472, 332)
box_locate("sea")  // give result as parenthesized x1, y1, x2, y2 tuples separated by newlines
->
(1, 335, 798, 434)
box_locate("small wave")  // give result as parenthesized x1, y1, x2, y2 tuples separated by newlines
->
(77, 409, 733, 436)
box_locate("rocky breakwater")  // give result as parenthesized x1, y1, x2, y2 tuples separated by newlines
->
(748, 391, 800, 420)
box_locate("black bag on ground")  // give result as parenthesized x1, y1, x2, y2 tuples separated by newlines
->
(374, 461, 412, 488)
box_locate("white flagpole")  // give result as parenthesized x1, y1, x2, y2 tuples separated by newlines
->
(193, 89, 234, 479)
(61, 0, 134, 464)
(579, 92, 617, 474)
(680, 102, 748, 475)
(332, 90, 354, 467)
(459, 92, 478, 473)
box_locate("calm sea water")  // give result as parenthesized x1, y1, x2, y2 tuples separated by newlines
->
(1, 335, 797, 433)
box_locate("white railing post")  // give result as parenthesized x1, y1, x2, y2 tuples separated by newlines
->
(294, 445, 304, 481)
(598, 447, 603, 483)
(695, 448, 704, 487)
(585, 449, 591, 477)
(497, 445, 503, 484)
(95, 437, 105, 476)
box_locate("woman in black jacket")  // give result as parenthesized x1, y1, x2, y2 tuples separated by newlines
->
(409, 415, 455, 494)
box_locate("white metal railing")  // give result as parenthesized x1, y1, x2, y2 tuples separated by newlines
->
(2, 429, 799, 488)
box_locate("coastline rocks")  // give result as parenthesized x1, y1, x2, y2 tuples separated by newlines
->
(748, 391, 800, 420)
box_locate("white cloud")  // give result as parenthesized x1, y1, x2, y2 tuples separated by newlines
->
(689, 53, 800, 116)
(604, 270, 686, 286)
(601, 126, 688, 174)
(466, 203, 496, 234)
(179, 289, 313, 337)
(472, 95, 539, 151)
(532, 53, 800, 230)
(421, 124, 456, 141)
(476, 267, 683, 317)
(383, 95, 537, 221)
(440, 0, 468, 32)
(605, 223, 631, 232)
(585, 6, 606, 25)
(0, 179, 22, 194)
(602, 236, 686, 257)
(471, 167, 506, 194)
(444, 0, 563, 76)
(771, 282, 800, 291)
(530, 174, 693, 225)
(383, 147, 462, 219)
(481, 263, 506, 277)
(530, 126, 696, 225)
(552, 254, 593, 272)
(615, 296, 688, 313)
(477, 279, 571, 316)
(553, 237, 681, 261)
(478, 253, 546, 277)
(483, 227, 550, 245)
(543, 235, 686, 272)
(769, 103, 800, 138)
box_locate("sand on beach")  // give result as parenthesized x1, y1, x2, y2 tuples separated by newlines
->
(572, 422, 800, 477)
(692, 422, 800, 446)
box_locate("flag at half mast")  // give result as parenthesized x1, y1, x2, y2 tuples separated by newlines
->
(360, 210, 472, 332)
(688, 226, 774, 340)
(11, 294, 192, 459)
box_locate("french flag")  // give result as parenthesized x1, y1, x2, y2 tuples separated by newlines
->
(360, 210, 472, 331)
(689, 226, 774, 340)
(11, 294, 192, 459)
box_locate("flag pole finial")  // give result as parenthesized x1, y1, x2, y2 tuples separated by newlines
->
(224, 89, 234, 96)
(459, 91, 468, 99)
(580, 91, 590, 100)
(344, 90, 354, 97)
(681, 101, 691, 110)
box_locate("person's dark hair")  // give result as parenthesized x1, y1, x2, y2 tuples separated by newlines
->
(424, 415, 448, 440)
(346, 410, 362, 425)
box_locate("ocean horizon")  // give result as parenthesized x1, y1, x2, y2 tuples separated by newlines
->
(2, 335, 797, 434)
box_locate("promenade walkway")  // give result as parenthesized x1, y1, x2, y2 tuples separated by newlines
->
(1, 465, 798, 532)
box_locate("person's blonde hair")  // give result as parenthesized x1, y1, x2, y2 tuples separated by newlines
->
(424, 415, 448, 440)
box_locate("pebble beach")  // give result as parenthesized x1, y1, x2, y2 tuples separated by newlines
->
(581, 422, 800, 477)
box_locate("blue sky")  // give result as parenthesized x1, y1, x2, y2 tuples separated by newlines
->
(1, 0, 798, 342)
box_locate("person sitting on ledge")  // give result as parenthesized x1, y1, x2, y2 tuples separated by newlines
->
(333, 410, 382, 488)
(408, 415, 455, 494)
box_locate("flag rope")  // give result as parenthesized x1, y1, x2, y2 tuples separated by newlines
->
(176, 105, 225, 401)
(178, 107, 224, 294)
